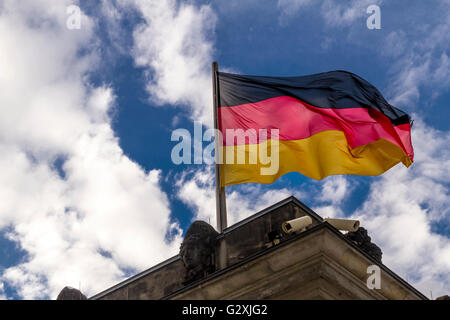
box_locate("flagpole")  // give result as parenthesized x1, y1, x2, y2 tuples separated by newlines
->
(212, 61, 227, 232)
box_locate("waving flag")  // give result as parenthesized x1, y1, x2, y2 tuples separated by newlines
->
(217, 70, 413, 186)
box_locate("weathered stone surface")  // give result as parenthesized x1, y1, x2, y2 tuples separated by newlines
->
(171, 226, 425, 300)
(345, 227, 382, 263)
(98, 257, 185, 300)
(56, 287, 87, 300)
(91, 197, 426, 300)
(179, 221, 219, 285)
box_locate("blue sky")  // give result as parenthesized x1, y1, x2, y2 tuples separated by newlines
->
(0, 0, 449, 299)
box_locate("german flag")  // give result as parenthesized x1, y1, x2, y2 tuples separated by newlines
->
(217, 70, 413, 186)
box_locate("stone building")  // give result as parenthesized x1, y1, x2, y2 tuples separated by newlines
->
(60, 196, 431, 300)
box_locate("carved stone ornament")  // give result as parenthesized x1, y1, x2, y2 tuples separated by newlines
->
(345, 227, 383, 263)
(179, 221, 219, 285)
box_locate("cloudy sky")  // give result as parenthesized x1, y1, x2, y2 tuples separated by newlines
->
(0, 0, 449, 299)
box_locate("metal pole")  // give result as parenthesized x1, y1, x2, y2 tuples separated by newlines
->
(212, 61, 227, 232)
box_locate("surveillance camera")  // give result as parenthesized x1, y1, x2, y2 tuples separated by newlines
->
(282, 216, 312, 234)
(323, 218, 360, 232)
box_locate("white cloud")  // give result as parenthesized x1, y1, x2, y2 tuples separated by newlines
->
(130, 0, 217, 126)
(320, 0, 381, 27)
(319, 176, 350, 205)
(312, 205, 344, 219)
(0, 0, 182, 299)
(386, 10, 450, 107)
(313, 176, 350, 219)
(383, 31, 408, 58)
(0, 282, 6, 300)
(277, 0, 381, 27)
(2, 0, 446, 301)
(350, 122, 450, 297)
(176, 167, 299, 228)
(277, 0, 312, 20)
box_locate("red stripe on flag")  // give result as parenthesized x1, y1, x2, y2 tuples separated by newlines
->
(218, 96, 413, 161)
